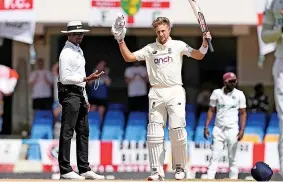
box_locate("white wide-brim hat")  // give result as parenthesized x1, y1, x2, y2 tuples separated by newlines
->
(61, 21, 90, 33)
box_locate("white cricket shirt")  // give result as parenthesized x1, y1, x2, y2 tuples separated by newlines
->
(210, 88, 246, 128)
(133, 37, 193, 87)
(125, 65, 148, 97)
(59, 40, 88, 101)
(28, 70, 53, 99)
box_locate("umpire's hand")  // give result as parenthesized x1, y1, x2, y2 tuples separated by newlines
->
(84, 70, 104, 82)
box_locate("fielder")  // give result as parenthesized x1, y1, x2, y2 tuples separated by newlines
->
(111, 15, 212, 181)
(204, 72, 247, 179)
(261, 0, 283, 177)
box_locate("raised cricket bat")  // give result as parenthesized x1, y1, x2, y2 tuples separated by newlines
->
(188, 0, 214, 52)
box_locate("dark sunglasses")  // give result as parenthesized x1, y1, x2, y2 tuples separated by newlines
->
(72, 32, 84, 36)
(228, 80, 237, 84)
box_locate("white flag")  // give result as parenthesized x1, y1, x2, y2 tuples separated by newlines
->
(0, 21, 35, 44)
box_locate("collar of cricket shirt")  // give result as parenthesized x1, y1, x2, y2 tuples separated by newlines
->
(222, 87, 235, 96)
(66, 40, 80, 51)
(155, 37, 172, 50)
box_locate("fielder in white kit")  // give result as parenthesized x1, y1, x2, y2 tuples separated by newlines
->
(204, 72, 247, 179)
(111, 15, 212, 181)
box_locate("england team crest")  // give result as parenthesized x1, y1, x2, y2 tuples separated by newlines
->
(121, 0, 142, 16)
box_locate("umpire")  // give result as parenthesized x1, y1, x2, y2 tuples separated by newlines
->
(58, 21, 105, 180)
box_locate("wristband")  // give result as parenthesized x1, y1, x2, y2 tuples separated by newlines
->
(199, 45, 208, 54)
(117, 39, 124, 44)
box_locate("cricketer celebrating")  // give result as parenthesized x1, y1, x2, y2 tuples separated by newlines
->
(111, 15, 211, 181)
(204, 72, 247, 179)
(261, 0, 283, 177)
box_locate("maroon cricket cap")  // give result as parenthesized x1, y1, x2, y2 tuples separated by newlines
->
(223, 72, 237, 82)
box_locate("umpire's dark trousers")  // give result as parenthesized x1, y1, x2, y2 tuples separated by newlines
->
(58, 83, 91, 175)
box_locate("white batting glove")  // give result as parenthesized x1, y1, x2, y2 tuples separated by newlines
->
(111, 13, 127, 43)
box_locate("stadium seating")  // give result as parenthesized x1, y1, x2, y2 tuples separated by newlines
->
(194, 125, 213, 143)
(127, 111, 148, 126)
(101, 125, 124, 140)
(104, 110, 125, 127)
(30, 124, 53, 139)
(30, 110, 54, 139)
(31, 101, 283, 144)
(24, 139, 41, 161)
(124, 111, 147, 141)
(241, 126, 264, 143)
(246, 112, 266, 129)
(108, 103, 125, 112)
(186, 112, 196, 130)
(124, 125, 146, 141)
(186, 104, 196, 112)
(269, 112, 279, 127)
(197, 112, 215, 127)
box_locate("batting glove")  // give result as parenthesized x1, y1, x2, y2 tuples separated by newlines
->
(111, 13, 127, 43)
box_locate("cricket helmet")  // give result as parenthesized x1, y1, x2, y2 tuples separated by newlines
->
(251, 161, 273, 181)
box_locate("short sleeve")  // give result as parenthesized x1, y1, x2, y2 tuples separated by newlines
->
(239, 91, 247, 109)
(133, 45, 148, 61)
(209, 90, 217, 107)
(180, 41, 193, 57)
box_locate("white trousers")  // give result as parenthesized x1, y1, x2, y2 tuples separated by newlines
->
(272, 58, 283, 175)
(148, 85, 186, 129)
(146, 85, 187, 174)
(207, 125, 239, 179)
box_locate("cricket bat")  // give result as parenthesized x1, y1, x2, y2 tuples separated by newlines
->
(188, 0, 214, 52)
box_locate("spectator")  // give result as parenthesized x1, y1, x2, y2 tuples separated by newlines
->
(125, 62, 148, 112)
(88, 60, 111, 119)
(248, 83, 269, 113)
(196, 83, 212, 117)
(29, 58, 54, 110)
(52, 62, 59, 102)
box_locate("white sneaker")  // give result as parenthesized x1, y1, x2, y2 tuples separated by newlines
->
(175, 168, 185, 180)
(80, 170, 105, 180)
(60, 171, 85, 180)
(147, 172, 164, 181)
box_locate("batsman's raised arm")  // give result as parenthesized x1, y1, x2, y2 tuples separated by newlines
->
(111, 14, 149, 62)
(181, 32, 211, 60)
(261, 7, 282, 43)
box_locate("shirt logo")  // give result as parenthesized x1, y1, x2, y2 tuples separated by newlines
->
(168, 48, 172, 54)
(152, 50, 157, 54)
(154, 56, 173, 64)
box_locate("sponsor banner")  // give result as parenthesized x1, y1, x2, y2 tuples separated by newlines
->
(39, 140, 101, 168)
(88, 0, 172, 27)
(0, 0, 34, 21)
(0, 139, 22, 164)
(112, 140, 171, 170)
(0, 0, 35, 44)
(264, 142, 279, 171)
(189, 142, 253, 172)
